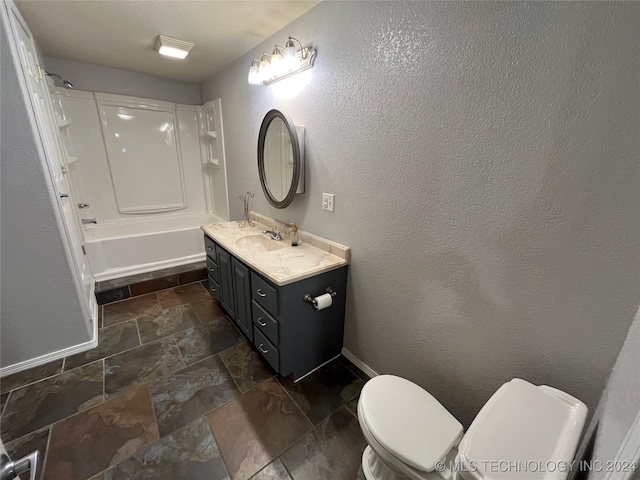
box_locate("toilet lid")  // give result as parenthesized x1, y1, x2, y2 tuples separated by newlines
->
(359, 375, 463, 472)
(457, 378, 588, 480)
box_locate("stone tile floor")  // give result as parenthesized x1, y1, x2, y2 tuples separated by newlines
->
(0, 281, 370, 480)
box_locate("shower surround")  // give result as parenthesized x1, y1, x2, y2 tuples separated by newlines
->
(51, 88, 229, 280)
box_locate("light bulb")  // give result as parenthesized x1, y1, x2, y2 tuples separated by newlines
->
(248, 64, 260, 84)
(283, 45, 298, 70)
(258, 59, 272, 82)
(270, 53, 283, 76)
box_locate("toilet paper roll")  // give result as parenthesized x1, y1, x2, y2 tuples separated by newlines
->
(313, 293, 333, 311)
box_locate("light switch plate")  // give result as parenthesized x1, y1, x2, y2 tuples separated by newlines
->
(322, 193, 334, 212)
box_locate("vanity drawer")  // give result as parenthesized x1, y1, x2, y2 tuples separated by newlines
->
(252, 300, 279, 345)
(204, 235, 216, 260)
(207, 276, 220, 302)
(254, 328, 279, 372)
(251, 272, 279, 317)
(206, 256, 219, 283)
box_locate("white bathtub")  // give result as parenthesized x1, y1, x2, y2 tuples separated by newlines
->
(84, 213, 223, 281)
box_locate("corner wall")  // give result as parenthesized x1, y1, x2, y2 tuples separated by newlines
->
(201, 2, 640, 426)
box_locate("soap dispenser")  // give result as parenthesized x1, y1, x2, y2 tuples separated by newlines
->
(290, 223, 298, 247)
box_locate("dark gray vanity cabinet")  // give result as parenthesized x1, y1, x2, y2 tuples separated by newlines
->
(204, 234, 348, 381)
(204, 237, 220, 302)
(215, 247, 235, 319)
(231, 257, 253, 341)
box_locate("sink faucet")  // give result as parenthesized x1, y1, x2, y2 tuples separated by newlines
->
(262, 227, 282, 241)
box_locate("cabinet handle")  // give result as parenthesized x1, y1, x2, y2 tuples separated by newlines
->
(206, 246, 213, 251)
(258, 344, 269, 354)
(257, 317, 267, 327)
(208, 267, 215, 272)
(256, 289, 267, 297)
(210, 286, 216, 292)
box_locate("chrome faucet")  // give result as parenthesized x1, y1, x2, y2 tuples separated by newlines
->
(262, 227, 282, 241)
(81, 218, 97, 225)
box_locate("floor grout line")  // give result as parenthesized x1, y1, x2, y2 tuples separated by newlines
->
(172, 334, 188, 368)
(41, 422, 53, 480)
(102, 358, 106, 405)
(1, 362, 66, 396)
(0, 391, 11, 419)
(275, 376, 316, 427)
(135, 318, 143, 347)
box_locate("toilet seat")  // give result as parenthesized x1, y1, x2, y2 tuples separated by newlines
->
(359, 375, 463, 473)
(456, 378, 588, 480)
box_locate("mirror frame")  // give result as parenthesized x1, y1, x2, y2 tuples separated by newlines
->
(257, 109, 301, 209)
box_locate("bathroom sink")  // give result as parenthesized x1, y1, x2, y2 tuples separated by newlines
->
(234, 234, 285, 253)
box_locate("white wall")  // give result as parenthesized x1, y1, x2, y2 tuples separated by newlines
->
(201, 1, 640, 426)
(1, 8, 91, 367)
(44, 56, 201, 104)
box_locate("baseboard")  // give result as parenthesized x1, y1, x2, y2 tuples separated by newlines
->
(342, 347, 378, 378)
(0, 323, 98, 378)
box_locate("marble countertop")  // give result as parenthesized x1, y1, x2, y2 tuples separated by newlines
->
(201, 213, 350, 286)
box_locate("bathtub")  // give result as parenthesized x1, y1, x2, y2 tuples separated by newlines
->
(84, 213, 223, 281)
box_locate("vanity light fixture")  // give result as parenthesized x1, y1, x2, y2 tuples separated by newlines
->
(247, 36, 316, 85)
(154, 35, 194, 60)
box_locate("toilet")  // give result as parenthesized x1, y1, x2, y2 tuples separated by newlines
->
(358, 376, 587, 480)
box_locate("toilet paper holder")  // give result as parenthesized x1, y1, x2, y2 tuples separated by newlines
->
(303, 287, 337, 308)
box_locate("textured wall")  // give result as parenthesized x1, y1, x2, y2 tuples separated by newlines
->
(1, 8, 91, 367)
(201, 1, 640, 426)
(44, 56, 201, 104)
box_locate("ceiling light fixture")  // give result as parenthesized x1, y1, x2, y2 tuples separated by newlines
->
(247, 36, 316, 85)
(154, 35, 194, 60)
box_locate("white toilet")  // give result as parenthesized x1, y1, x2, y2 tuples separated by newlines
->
(358, 376, 587, 480)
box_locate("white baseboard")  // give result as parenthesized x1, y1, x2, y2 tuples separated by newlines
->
(0, 323, 98, 378)
(342, 347, 378, 378)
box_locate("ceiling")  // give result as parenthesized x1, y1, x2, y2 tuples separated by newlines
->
(15, 1, 319, 83)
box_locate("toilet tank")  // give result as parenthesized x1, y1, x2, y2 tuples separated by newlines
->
(456, 378, 587, 480)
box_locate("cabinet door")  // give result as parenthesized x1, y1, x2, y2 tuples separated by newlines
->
(215, 246, 235, 319)
(231, 258, 253, 341)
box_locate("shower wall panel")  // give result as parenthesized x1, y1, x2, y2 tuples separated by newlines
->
(96, 94, 186, 214)
(53, 89, 215, 225)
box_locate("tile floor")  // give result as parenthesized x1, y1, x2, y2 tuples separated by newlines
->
(0, 280, 370, 480)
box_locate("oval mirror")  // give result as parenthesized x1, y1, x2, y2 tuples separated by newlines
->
(258, 109, 301, 208)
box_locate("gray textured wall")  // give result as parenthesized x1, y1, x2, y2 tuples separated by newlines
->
(44, 56, 201, 104)
(1, 7, 91, 367)
(201, 1, 640, 426)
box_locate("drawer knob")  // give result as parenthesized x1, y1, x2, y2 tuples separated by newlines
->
(256, 289, 267, 297)
(257, 317, 267, 327)
(258, 344, 269, 354)
(208, 267, 215, 272)
(206, 246, 213, 251)
(210, 287, 216, 292)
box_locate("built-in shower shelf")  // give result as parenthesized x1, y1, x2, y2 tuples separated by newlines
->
(203, 131, 217, 139)
(66, 156, 78, 164)
(57, 119, 71, 129)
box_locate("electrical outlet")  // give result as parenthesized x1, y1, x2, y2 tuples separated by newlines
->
(322, 193, 334, 212)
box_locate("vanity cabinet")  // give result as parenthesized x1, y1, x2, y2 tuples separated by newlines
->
(204, 234, 348, 380)
(215, 247, 235, 319)
(231, 257, 253, 341)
